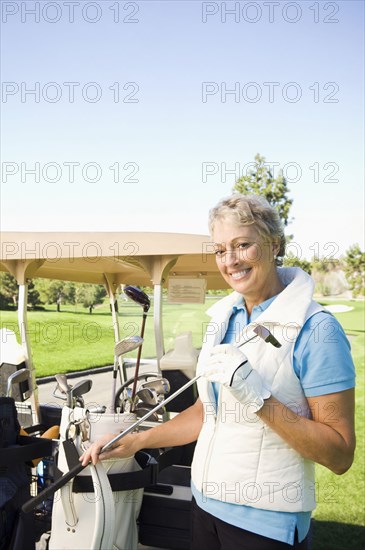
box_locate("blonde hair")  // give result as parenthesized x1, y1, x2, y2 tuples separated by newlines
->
(209, 194, 286, 265)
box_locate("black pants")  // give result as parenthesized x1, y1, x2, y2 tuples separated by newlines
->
(191, 498, 308, 550)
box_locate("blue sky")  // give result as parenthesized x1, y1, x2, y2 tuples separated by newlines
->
(1, 0, 364, 260)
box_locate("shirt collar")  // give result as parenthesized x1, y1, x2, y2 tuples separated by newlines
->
(232, 293, 279, 315)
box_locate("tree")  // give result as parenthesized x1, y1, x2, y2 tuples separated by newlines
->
(311, 258, 338, 274)
(0, 272, 43, 309)
(27, 280, 43, 309)
(35, 279, 64, 311)
(34, 279, 77, 311)
(0, 272, 19, 308)
(78, 284, 107, 313)
(283, 253, 312, 274)
(343, 244, 365, 298)
(233, 153, 293, 226)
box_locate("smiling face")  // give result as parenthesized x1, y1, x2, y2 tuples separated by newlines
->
(212, 219, 284, 308)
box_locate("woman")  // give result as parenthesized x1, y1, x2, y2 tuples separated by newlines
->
(81, 194, 356, 549)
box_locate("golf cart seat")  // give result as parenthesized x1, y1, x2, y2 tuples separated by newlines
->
(160, 332, 199, 412)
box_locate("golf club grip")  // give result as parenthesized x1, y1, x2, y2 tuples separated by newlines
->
(22, 461, 86, 514)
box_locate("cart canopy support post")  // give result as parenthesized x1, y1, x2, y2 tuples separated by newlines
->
(104, 273, 126, 381)
(137, 255, 178, 372)
(2, 259, 45, 425)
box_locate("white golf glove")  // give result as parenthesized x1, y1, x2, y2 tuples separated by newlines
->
(201, 344, 271, 411)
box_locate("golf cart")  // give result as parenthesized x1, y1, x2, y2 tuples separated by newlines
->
(0, 231, 227, 549)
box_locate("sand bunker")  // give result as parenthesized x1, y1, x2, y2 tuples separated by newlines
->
(324, 304, 354, 313)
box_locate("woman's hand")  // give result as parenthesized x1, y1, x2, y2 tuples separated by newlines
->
(201, 344, 271, 411)
(79, 431, 142, 466)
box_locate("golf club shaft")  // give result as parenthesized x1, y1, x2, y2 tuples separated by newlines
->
(111, 366, 118, 412)
(22, 461, 85, 514)
(130, 313, 147, 407)
(112, 336, 143, 411)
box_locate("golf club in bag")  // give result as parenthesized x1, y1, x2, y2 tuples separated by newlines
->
(110, 336, 143, 412)
(22, 325, 281, 520)
(123, 286, 151, 410)
(114, 372, 170, 416)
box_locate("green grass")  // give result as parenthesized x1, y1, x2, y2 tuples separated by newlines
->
(311, 330, 365, 549)
(0, 298, 220, 377)
(318, 299, 365, 336)
(1, 298, 364, 547)
(310, 299, 365, 548)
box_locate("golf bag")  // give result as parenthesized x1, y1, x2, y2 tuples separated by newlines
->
(48, 406, 157, 550)
(0, 397, 52, 550)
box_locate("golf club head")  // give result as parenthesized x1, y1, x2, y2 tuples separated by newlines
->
(136, 387, 158, 406)
(6, 368, 30, 398)
(53, 386, 68, 401)
(87, 405, 107, 414)
(141, 378, 170, 395)
(124, 285, 151, 313)
(68, 379, 92, 408)
(253, 325, 281, 348)
(134, 404, 160, 422)
(55, 373, 72, 393)
(71, 379, 93, 398)
(120, 388, 134, 413)
(115, 336, 143, 357)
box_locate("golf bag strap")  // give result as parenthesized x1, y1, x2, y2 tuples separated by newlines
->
(0, 436, 53, 466)
(156, 446, 186, 471)
(63, 438, 81, 470)
(62, 440, 160, 492)
(60, 481, 78, 527)
(72, 447, 180, 493)
(57, 462, 116, 550)
(90, 462, 115, 550)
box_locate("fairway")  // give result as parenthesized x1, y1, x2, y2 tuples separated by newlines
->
(0, 297, 221, 377)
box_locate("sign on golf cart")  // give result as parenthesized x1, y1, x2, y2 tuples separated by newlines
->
(167, 278, 206, 304)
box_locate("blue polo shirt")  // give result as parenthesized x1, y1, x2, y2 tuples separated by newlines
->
(192, 295, 355, 545)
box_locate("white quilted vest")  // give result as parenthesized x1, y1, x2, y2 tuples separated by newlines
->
(191, 267, 323, 512)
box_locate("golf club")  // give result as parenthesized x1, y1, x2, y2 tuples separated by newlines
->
(139, 377, 170, 396)
(87, 405, 107, 414)
(114, 336, 144, 357)
(53, 377, 92, 408)
(111, 335, 144, 412)
(136, 387, 158, 406)
(53, 374, 72, 402)
(124, 285, 151, 313)
(134, 404, 160, 422)
(6, 368, 30, 398)
(123, 286, 151, 410)
(69, 379, 93, 408)
(252, 325, 281, 348)
(118, 387, 133, 413)
(54, 373, 71, 394)
(114, 372, 160, 412)
(22, 324, 281, 514)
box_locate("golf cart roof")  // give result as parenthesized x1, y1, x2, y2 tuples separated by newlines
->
(0, 231, 228, 289)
